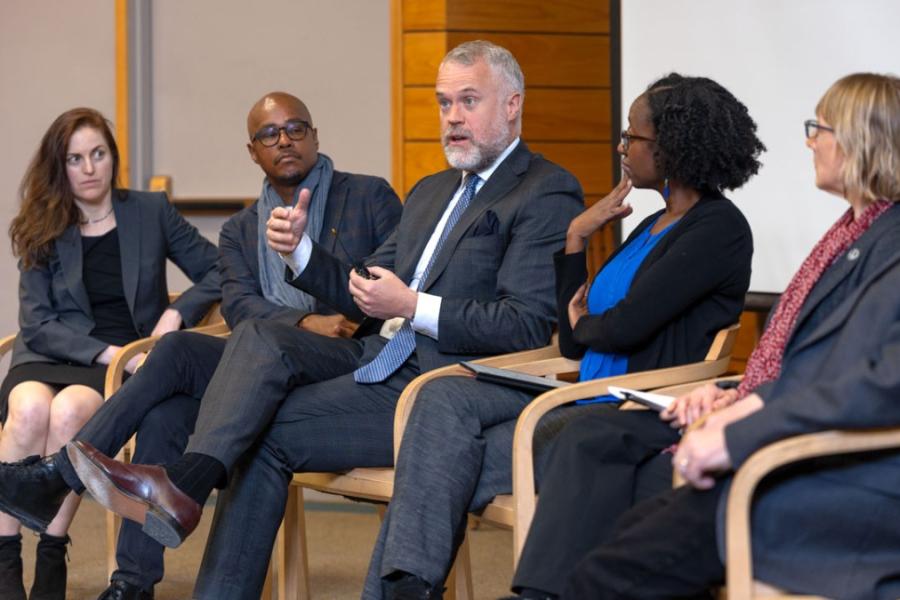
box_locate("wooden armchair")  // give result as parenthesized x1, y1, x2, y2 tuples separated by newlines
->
(280, 323, 739, 600)
(722, 428, 900, 600)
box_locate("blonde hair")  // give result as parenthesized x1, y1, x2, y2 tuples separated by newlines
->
(817, 73, 900, 203)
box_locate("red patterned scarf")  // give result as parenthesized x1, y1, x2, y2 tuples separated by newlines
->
(738, 200, 893, 397)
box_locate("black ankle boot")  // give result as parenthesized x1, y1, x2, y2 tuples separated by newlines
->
(0, 533, 26, 600)
(0, 455, 71, 532)
(28, 533, 69, 600)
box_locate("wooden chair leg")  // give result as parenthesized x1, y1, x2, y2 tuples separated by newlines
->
(445, 534, 473, 600)
(106, 445, 128, 578)
(280, 485, 310, 600)
(262, 559, 274, 600)
(105, 512, 121, 578)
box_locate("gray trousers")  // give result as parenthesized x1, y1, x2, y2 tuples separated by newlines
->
(189, 319, 420, 599)
(362, 376, 591, 599)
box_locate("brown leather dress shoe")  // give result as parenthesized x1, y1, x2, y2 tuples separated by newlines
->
(66, 441, 200, 549)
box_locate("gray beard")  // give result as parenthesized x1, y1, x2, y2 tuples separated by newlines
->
(443, 137, 509, 171)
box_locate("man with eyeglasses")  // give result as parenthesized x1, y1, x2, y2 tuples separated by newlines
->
(0, 91, 401, 600)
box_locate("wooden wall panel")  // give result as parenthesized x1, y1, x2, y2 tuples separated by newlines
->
(529, 142, 613, 195)
(448, 32, 610, 87)
(403, 141, 448, 192)
(405, 32, 611, 88)
(447, 0, 608, 33)
(403, 0, 609, 33)
(403, 0, 448, 30)
(523, 89, 611, 141)
(403, 32, 447, 85)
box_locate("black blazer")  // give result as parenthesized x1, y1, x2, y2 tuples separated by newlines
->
(291, 141, 585, 373)
(719, 203, 900, 598)
(555, 192, 753, 373)
(11, 189, 220, 368)
(217, 171, 402, 329)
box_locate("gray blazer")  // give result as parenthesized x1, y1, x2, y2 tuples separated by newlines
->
(11, 189, 220, 368)
(719, 203, 900, 599)
(292, 141, 584, 372)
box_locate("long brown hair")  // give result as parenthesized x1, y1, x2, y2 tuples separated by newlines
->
(9, 108, 120, 269)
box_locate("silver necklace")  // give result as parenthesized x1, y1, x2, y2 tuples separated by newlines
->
(79, 206, 114, 225)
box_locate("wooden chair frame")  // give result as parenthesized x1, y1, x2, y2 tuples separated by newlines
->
(281, 323, 740, 600)
(723, 427, 900, 600)
(100, 297, 227, 578)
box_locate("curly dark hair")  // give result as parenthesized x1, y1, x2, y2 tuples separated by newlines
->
(643, 73, 766, 192)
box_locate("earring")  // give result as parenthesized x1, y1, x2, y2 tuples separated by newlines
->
(662, 177, 670, 200)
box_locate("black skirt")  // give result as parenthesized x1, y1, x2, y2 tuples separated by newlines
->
(0, 362, 107, 424)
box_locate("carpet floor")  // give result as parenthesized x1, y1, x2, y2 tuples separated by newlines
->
(18, 495, 514, 599)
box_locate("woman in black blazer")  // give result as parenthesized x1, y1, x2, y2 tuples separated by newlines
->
(507, 74, 767, 599)
(0, 108, 219, 599)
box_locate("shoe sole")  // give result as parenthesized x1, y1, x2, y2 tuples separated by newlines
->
(67, 444, 186, 548)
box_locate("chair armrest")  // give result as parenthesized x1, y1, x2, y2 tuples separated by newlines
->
(103, 336, 164, 399)
(0, 333, 16, 361)
(393, 363, 472, 461)
(510, 354, 732, 560)
(392, 341, 573, 459)
(725, 427, 900, 599)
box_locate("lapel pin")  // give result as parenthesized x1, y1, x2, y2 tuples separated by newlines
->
(847, 248, 860, 261)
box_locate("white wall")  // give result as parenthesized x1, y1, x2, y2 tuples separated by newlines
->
(0, 1, 390, 337)
(621, 0, 900, 293)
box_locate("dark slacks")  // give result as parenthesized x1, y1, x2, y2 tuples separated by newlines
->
(562, 484, 725, 600)
(191, 326, 415, 599)
(72, 331, 225, 591)
(513, 409, 681, 595)
(362, 377, 593, 599)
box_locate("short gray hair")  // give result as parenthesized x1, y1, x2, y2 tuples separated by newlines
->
(441, 40, 525, 97)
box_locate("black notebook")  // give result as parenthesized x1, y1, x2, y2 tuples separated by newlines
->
(460, 361, 570, 394)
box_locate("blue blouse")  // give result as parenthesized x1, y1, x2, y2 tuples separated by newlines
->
(577, 217, 677, 402)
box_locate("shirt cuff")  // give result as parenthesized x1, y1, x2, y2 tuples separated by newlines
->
(411, 292, 440, 340)
(280, 234, 313, 278)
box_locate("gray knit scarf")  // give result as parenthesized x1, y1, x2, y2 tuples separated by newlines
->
(257, 153, 333, 311)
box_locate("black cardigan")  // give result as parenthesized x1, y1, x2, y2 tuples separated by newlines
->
(555, 192, 753, 373)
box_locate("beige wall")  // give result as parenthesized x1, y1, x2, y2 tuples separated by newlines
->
(0, 1, 390, 339)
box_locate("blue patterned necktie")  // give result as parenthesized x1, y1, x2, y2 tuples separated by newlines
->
(354, 173, 482, 383)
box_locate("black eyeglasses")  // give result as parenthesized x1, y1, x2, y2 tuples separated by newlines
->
(620, 130, 656, 152)
(804, 119, 835, 140)
(251, 120, 312, 147)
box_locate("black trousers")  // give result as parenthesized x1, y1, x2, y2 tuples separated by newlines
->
(513, 408, 681, 595)
(70, 331, 226, 590)
(562, 483, 725, 600)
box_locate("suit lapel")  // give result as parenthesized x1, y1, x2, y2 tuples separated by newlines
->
(321, 180, 346, 256)
(115, 193, 141, 315)
(420, 143, 530, 291)
(789, 206, 899, 338)
(788, 250, 900, 356)
(56, 225, 91, 315)
(396, 174, 460, 283)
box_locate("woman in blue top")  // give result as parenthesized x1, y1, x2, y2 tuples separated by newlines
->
(508, 73, 764, 599)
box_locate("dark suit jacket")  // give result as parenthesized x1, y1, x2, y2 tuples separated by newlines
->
(292, 141, 584, 373)
(719, 203, 900, 599)
(218, 171, 401, 329)
(554, 192, 752, 372)
(11, 189, 220, 368)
